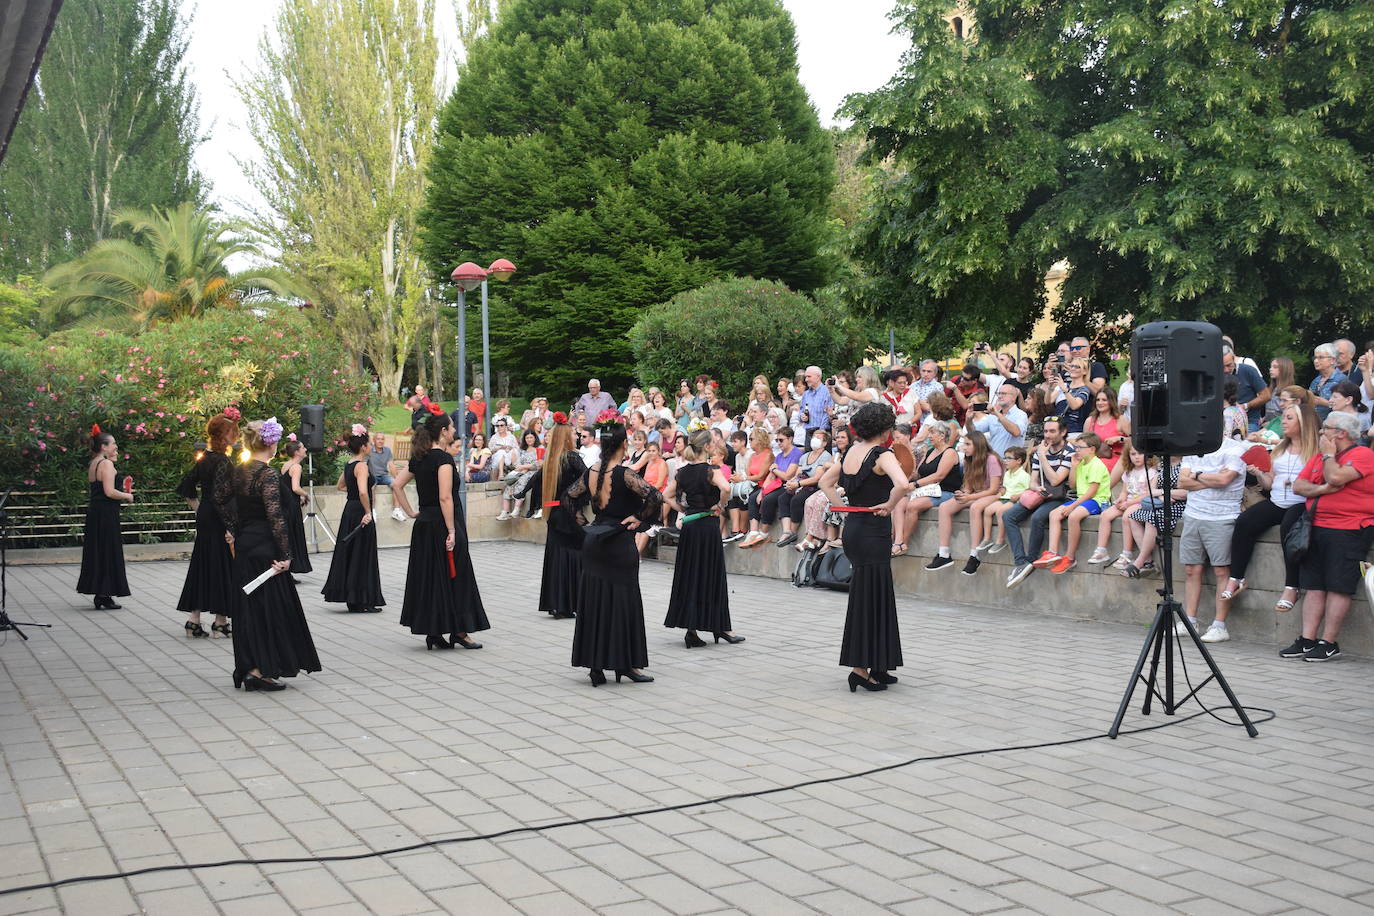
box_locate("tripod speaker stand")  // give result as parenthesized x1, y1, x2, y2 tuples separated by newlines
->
(303, 451, 335, 556)
(0, 488, 53, 640)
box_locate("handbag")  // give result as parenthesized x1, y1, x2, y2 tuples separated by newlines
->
(1282, 497, 1317, 563)
(1017, 489, 1046, 510)
(812, 546, 852, 591)
(581, 522, 624, 546)
(730, 479, 756, 502)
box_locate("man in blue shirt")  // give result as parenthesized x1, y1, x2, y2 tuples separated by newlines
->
(797, 366, 834, 443)
(969, 383, 1027, 457)
(1223, 345, 1270, 433)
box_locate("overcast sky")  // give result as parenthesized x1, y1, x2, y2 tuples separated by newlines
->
(185, 0, 912, 220)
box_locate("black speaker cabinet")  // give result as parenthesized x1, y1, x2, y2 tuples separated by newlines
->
(299, 404, 326, 452)
(1131, 321, 1224, 456)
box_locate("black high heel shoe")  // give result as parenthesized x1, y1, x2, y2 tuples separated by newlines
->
(848, 672, 886, 692)
(452, 635, 483, 650)
(714, 632, 745, 644)
(615, 670, 654, 683)
(185, 621, 209, 639)
(232, 670, 244, 689)
(211, 621, 231, 638)
(872, 670, 898, 684)
(684, 631, 706, 648)
(243, 675, 286, 692)
(589, 669, 606, 687)
(552, 611, 575, 619)
(426, 635, 454, 650)
(95, 596, 121, 609)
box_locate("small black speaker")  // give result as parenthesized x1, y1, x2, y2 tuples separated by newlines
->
(1131, 321, 1224, 456)
(299, 404, 326, 452)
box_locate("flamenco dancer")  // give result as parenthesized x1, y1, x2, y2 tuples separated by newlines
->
(391, 405, 489, 649)
(217, 418, 321, 691)
(77, 425, 132, 609)
(663, 428, 744, 647)
(535, 413, 587, 619)
(279, 437, 312, 580)
(565, 423, 663, 685)
(321, 425, 385, 613)
(819, 403, 912, 692)
(176, 411, 238, 637)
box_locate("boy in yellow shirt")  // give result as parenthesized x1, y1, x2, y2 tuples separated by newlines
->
(1037, 434, 1112, 573)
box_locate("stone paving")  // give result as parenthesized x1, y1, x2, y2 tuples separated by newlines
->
(2, 540, 1373, 915)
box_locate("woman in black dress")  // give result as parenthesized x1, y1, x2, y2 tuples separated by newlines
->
(663, 428, 743, 647)
(564, 424, 663, 686)
(391, 407, 489, 649)
(321, 427, 385, 613)
(77, 425, 133, 609)
(279, 438, 312, 578)
(536, 418, 587, 619)
(217, 419, 321, 691)
(819, 403, 912, 692)
(176, 413, 238, 638)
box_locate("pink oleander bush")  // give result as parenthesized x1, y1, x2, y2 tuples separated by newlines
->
(0, 308, 382, 514)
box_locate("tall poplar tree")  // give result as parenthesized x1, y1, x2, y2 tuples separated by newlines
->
(421, 0, 835, 400)
(238, 0, 441, 403)
(0, 0, 204, 278)
(845, 0, 1374, 360)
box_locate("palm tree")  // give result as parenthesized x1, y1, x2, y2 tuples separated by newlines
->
(43, 203, 301, 329)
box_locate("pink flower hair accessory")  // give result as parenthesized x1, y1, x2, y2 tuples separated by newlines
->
(222, 406, 241, 421)
(351, 423, 367, 437)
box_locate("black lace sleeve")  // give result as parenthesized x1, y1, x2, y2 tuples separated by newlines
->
(212, 454, 238, 534)
(623, 467, 664, 523)
(560, 453, 590, 512)
(175, 462, 199, 500)
(256, 464, 292, 563)
(562, 468, 589, 511)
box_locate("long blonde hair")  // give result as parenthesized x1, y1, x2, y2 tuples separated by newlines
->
(541, 423, 575, 505)
(1273, 402, 1320, 463)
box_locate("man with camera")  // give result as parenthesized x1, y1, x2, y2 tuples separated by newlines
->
(798, 366, 834, 447)
(968, 382, 1027, 459)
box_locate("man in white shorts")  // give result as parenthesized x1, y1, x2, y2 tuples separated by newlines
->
(1176, 430, 1248, 641)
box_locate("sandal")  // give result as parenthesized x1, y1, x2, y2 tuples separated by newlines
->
(1122, 564, 1141, 579)
(1221, 577, 1246, 601)
(1275, 587, 1298, 612)
(890, 543, 904, 557)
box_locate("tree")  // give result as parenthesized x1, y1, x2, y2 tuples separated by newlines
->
(0, 277, 50, 346)
(0, 0, 203, 278)
(421, 0, 836, 403)
(43, 204, 295, 330)
(238, 0, 441, 403)
(844, 0, 1374, 363)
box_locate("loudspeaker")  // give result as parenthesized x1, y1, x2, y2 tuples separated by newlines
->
(1131, 321, 1224, 456)
(299, 404, 326, 452)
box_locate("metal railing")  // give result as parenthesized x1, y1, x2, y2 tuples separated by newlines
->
(3, 489, 197, 548)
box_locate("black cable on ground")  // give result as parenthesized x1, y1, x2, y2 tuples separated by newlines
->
(0, 705, 1276, 897)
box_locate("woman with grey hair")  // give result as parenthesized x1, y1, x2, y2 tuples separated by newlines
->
(1309, 343, 1346, 420)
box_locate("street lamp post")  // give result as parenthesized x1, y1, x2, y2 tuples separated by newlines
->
(450, 262, 487, 511)
(479, 258, 517, 402)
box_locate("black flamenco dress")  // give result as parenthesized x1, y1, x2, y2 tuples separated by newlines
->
(279, 466, 312, 574)
(76, 462, 129, 600)
(537, 452, 588, 617)
(321, 461, 385, 611)
(664, 462, 731, 634)
(399, 448, 489, 639)
(838, 447, 902, 673)
(218, 461, 321, 683)
(567, 465, 663, 672)
(176, 451, 236, 617)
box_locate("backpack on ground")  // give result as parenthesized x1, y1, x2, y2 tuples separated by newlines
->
(792, 545, 821, 588)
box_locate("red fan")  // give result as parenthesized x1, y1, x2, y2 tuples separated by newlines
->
(122, 475, 133, 493)
(1241, 445, 1271, 473)
(829, 505, 877, 513)
(536, 446, 546, 460)
(447, 549, 457, 579)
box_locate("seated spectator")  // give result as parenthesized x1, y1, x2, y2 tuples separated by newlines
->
(488, 399, 516, 433)
(734, 428, 776, 547)
(1085, 387, 1129, 469)
(974, 445, 1029, 555)
(488, 417, 519, 478)
(1329, 380, 1371, 443)
(969, 381, 1027, 458)
(1262, 357, 1296, 422)
(879, 368, 910, 419)
(634, 440, 671, 553)
(367, 432, 397, 486)
(576, 427, 600, 466)
(747, 427, 803, 547)
(1227, 401, 1319, 611)
(1039, 433, 1111, 573)
(1253, 385, 1311, 441)
(894, 420, 961, 556)
(465, 432, 493, 483)
(710, 401, 736, 436)
(1285, 411, 1374, 661)
(1089, 442, 1148, 568)
(1023, 386, 1054, 446)
(652, 417, 676, 452)
(625, 407, 648, 442)
(1117, 367, 1135, 424)
(912, 391, 957, 452)
(1120, 457, 1185, 578)
(1004, 418, 1075, 587)
(527, 416, 546, 444)
(646, 388, 674, 422)
(926, 430, 1003, 574)
(520, 396, 553, 429)
(1222, 378, 1247, 440)
(783, 428, 833, 550)
(497, 429, 542, 520)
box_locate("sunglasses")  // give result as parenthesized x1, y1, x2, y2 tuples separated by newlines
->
(1043, 415, 1062, 422)
(1070, 344, 1088, 350)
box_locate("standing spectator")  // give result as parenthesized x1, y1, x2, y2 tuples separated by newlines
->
(1263, 358, 1297, 421)
(1308, 343, 1346, 420)
(572, 378, 617, 419)
(797, 365, 835, 448)
(646, 388, 674, 422)
(1285, 412, 1374, 661)
(1335, 338, 1362, 388)
(969, 382, 1027, 458)
(405, 384, 429, 411)
(1005, 357, 1038, 411)
(943, 362, 987, 424)
(488, 399, 516, 433)
(468, 388, 489, 432)
(1070, 337, 1110, 393)
(1224, 344, 1271, 433)
(1254, 385, 1310, 440)
(880, 368, 910, 419)
(449, 398, 478, 444)
(1174, 429, 1248, 642)
(1085, 387, 1130, 469)
(1328, 380, 1371, 442)
(906, 360, 944, 409)
(367, 432, 397, 486)
(520, 396, 554, 429)
(1117, 366, 1135, 424)
(1004, 418, 1074, 587)
(1057, 358, 1094, 435)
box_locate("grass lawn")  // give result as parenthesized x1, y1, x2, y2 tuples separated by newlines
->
(374, 398, 532, 434)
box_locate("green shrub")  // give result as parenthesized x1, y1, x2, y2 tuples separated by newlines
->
(628, 278, 865, 405)
(0, 308, 382, 521)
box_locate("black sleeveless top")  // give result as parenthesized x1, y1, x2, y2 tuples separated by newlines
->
(840, 446, 893, 509)
(918, 446, 963, 492)
(88, 459, 120, 505)
(409, 448, 449, 507)
(343, 460, 373, 503)
(675, 462, 718, 513)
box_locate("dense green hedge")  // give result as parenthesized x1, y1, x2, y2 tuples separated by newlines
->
(0, 308, 382, 514)
(628, 278, 865, 405)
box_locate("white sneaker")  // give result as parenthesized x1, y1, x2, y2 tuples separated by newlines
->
(988, 541, 1008, 554)
(1175, 619, 1198, 636)
(496, 511, 511, 521)
(647, 525, 661, 536)
(974, 539, 995, 553)
(1200, 624, 1230, 643)
(532, 509, 543, 519)
(1086, 547, 1111, 564)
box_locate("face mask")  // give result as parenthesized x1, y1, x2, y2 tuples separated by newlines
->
(810, 436, 823, 450)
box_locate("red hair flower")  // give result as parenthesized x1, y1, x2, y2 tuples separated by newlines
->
(426, 401, 445, 416)
(552, 411, 568, 425)
(222, 406, 241, 421)
(91, 423, 101, 436)
(710, 380, 719, 388)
